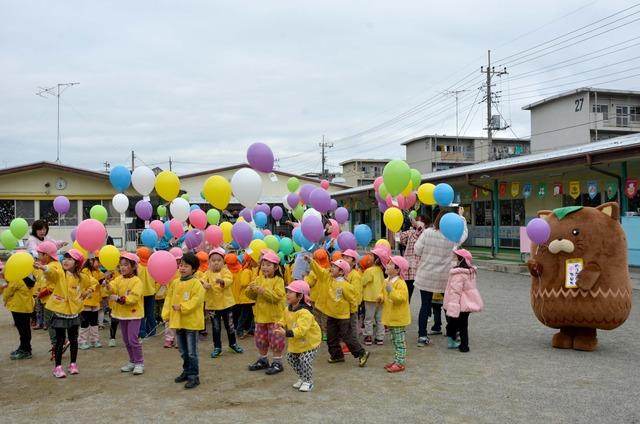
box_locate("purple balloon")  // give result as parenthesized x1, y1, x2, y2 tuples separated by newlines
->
(271, 206, 283, 221)
(378, 201, 389, 213)
(287, 193, 300, 210)
(232, 221, 253, 249)
(526, 218, 551, 245)
(247, 142, 274, 173)
(185, 229, 203, 249)
(53, 196, 70, 215)
(309, 188, 331, 213)
(299, 184, 315, 205)
(70, 227, 77, 242)
(135, 200, 153, 221)
(374, 191, 383, 204)
(254, 203, 271, 216)
(240, 208, 253, 223)
(329, 199, 338, 211)
(335, 207, 349, 224)
(337, 231, 357, 251)
(301, 216, 324, 243)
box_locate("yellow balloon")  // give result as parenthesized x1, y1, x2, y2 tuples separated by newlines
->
(401, 181, 413, 197)
(98, 245, 120, 271)
(4, 252, 34, 281)
(237, 216, 245, 223)
(220, 222, 233, 244)
(72, 240, 89, 258)
(155, 171, 180, 201)
(383, 207, 403, 233)
(203, 175, 231, 210)
(248, 239, 268, 263)
(375, 239, 391, 250)
(417, 183, 436, 205)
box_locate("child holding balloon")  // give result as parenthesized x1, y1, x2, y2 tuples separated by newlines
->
(136, 248, 157, 338)
(2, 259, 36, 360)
(361, 247, 389, 346)
(380, 256, 411, 373)
(306, 249, 330, 340)
(79, 257, 104, 349)
(236, 255, 258, 339)
(342, 249, 362, 344)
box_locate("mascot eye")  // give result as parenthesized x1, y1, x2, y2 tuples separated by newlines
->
(571, 229, 580, 236)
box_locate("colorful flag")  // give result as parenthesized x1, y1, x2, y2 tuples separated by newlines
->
(511, 182, 520, 198)
(587, 180, 598, 200)
(625, 178, 639, 199)
(569, 181, 580, 200)
(499, 182, 507, 197)
(482, 183, 490, 197)
(472, 187, 479, 200)
(553, 182, 563, 196)
(605, 181, 617, 200)
(523, 183, 532, 199)
(537, 183, 546, 199)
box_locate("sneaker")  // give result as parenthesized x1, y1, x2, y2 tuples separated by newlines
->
(9, 349, 20, 359)
(68, 363, 79, 375)
(163, 340, 173, 348)
(358, 351, 370, 367)
(299, 382, 314, 392)
(417, 336, 431, 347)
(265, 361, 284, 375)
(13, 350, 32, 360)
(447, 337, 461, 349)
(384, 362, 395, 370)
(79, 342, 91, 350)
(93, 340, 102, 348)
(458, 345, 470, 353)
(374, 339, 384, 346)
(248, 357, 270, 371)
(229, 344, 244, 354)
(133, 364, 144, 375)
(386, 363, 405, 373)
(292, 379, 303, 389)
(210, 348, 222, 358)
(185, 376, 200, 389)
(364, 336, 373, 346)
(53, 365, 66, 378)
(121, 362, 135, 373)
(175, 372, 188, 383)
(327, 357, 345, 364)
(109, 339, 116, 347)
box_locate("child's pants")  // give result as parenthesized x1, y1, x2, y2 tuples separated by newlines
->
(139, 295, 156, 338)
(446, 312, 470, 350)
(254, 323, 285, 353)
(349, 313, 358, 342)
(287, 348, 318, 384)
(390, 326, 407, 365)
(326, 316, 366, 360)
(80, 310, 100, 345)
(431, 303, 443, 330)
(44, 308, 57, 345)
(54, 326, 78, 366)
(176, 329, 199, 377)
(12, 311, 32, 353)
(110, 318, 119, 339)
(236, 303, 255, 335)
(363, 301, 384, 340)
(312, 308, 327, 335)
(165, 323, 175, 343)
(35, 299, 45, 327)
(120, 319, 144, 365)
(210, 307, 237, 349)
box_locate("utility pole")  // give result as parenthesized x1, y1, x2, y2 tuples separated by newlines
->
(480, 50, 507, 161)
(169, 156, 173, 171)
(319, 135, 333, 179)
(445, 89, 468, 162)
(103, 161, 111, 172)
(131, 151, 135, 172)
(36, 82, 80, 163)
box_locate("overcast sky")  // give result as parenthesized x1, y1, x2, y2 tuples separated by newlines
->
(1, 0, 639, 176)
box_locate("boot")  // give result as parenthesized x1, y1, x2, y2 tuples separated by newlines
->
(78, 327, 91, 350)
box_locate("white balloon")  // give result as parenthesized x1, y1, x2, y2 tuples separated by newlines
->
(231, 168, 262, 208)
(302, 207, 322, 222)
(112, 193, 129, 214)
(282, 194, 292, 210)
(170, 197, 190, 222)
(131, 166, 156, 196)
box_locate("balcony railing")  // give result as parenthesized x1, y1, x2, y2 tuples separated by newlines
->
(593, 113, 640, 129)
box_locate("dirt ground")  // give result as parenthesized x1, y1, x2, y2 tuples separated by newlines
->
(1, 270, 639, 424)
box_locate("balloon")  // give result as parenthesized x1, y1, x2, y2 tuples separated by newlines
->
(109, 165, 131, 192)
(164, 220, 173, 238)
(205, 225, 223, 247)
(90, 205, 108, 224)
(279, 237, 294, 255)
(149, 220, 165, 238)
(526, 218, 551, 245)
(53, 196, 70, 215)
(299, 184, 315, 205)
(287, 193, 300, 210)
(401, 181, 413, 198)
(148, 250, 178, 285)
(439, 212, 465, 243)
(335, 207, 349, 224)
(181, 193, 190, 202)
(157, 205, 167, 218)
(397, 195, 406, 210)
(232, 221, 253, 249)
(190, 204, 200, 211)
(135, 200, 153, 221)
(264, 235, 280, 252)
(375, 239, 391, 251)
(203, 176, 232, 210)
(287, 177, 300, 193)
(131, 166, 155, 196)
(417, 183, 436, 205)
(328, 219, 340, 239)
(410, 169, 422, 192)
(76, 219, 107, 251)
(271, 206, 283, 221)
(378, 184, 389, 199)
(378, 201, 389, 213)
(254, 211, 268, 228)
(247, 142, 274, 173)
(385, 194, 394, 208)
(240, 208, 253, 222)
(383, 207, 403, 233)
(9, 218, 28, 239)
(170, 197, 190, 222)
(231, 168, 263, 208)
(112, 193, 129, 214)
(253, 229, 265, 240)
(4, 252, 34, 281)
(189, 209, 207, 230)
(409, 210, 417, 219)
(382, 160, 411, 197)
(70, 227, 77, 242)
(155, 170, 180, 201)
(141, 228, 159, 248)
(169, 218, 184, 238)
(329, 199, 338, 211)
(321, 180, 330, 190)
(98, 245, 120, 271)
(255, 204, 271, 216)
(292, 227, 314, 251)
(337, 231, 357, 251)
(292, 204, 305, 221)
(73, 240, 88, 258)
(309, 188, 331, 213)
(278, 251, 286, 266)
(434, 183, 455, 207)
(354, 224, 373, 246)
(206, 209, 221, 225)
(405, 192, 417, 210)
(301, 216, 324, 243)
(0, 230, 18, 250)
(184, 229, 203, 250)
(302, 208, 322, 222)
(373, 176, 384, 192)
(220, 222, 233, 244)
(247, 239, 268, 263)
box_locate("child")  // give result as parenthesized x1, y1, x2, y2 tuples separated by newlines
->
(361, 247, 389, 346)
(341, 249, 362, 348)
(235, 254, 258, 339)
(160, 249, 183, 348)
(444, 249, 483, 353)
(306, 255, 369, 367)
(107, 252, 145, 374)
(2, 260, 36, 360)
(227, 253, 244, 329)
(137, 247, 157, 339)
(79, 257, 104, 349)
(162, 252, 205, 389)
(274, 280, 321, 392)
(246, 249, 286, 375)
(381, 256, 411, 373)
(306, 249, 330, 340)
(203, 247, 243, 358)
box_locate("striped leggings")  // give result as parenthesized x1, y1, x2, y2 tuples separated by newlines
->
(390, 327, 406, 365)
(287, 348, 318, 384)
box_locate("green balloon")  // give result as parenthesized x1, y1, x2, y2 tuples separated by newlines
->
(181, 193, 191, 202)
(157, 205, 167, 217)
(0, 230, 18, 250)
(292, 241, 301, 252)
(279, 237, 294, 255)
(383, 160, 411, 196)
(292, 204, 305, 221)
(90, 205, 108, 224)
(207, 209, 220, 225)
(410, 169, 422, 192)
(278, 251, 286, 265)
(9, 218, 28, 239)
(379, 183, 389, 199)
(264, 235, 279, 252)
(287, 177, 300, 193)
(409, 210, 417, 219)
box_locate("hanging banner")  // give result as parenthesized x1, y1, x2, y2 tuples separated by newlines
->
(605, 181, 617, 200)
(511, 182, 520, 198)
(523, 183, 532, 199)
(537, 183, 546, 199)
(553, 182, 563, 196)
(625, 178, 639, 199)
(569, 181, 580, 200)
(482, 183, 490, 197)
(587, 180, 598, 200)
(472, 187, 479, 200)
(499, 182, 507, 197)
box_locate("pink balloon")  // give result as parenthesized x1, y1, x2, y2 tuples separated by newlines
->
(386, 194, 393, 208)
(76, 219, 107, 252)
(328, 218, 339, 239)
(397, 195, 406, 210)
(262, 229, 272, 236)
(148, 250, 178, 285)
(405, 192, 417, 210)
(373, 176, 384, 192)
(205, 225, 223, 247)
(169, 218, 184, 238)
(321, 180, 329, 190)
(149, 220, 165, 238)
(188, 209, 207, 230)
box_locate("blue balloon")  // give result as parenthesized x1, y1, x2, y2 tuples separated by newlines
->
(254, 211, 268, 228)
(439, 212, 464, 243)
(293, 227, 314, 251)
(140, 228, 158, 248)
(253, 229, 265, 240)
(231, 240, 240, 250)
(190, 204, 201, 211)
(434, 183, 455, 207)
(164, 221, 173, 239)
(109, 165, 131, 192)
(237, 253, 244, 264)
(354, 224, 373, 246)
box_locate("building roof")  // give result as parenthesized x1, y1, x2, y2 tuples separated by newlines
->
(0, 161, 109, 180)
(401, 134, 528, 146)
(338, 158, 392, 166)
(334, 133, 640, 197)
(522, 87, 640, 110)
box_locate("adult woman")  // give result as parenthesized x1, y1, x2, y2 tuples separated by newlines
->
(398, 215, 430, 304)
(413, 207, 467, 347)
(25, 220, 67, 256)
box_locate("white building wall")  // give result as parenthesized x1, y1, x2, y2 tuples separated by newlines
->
(530, 93, 591, 152)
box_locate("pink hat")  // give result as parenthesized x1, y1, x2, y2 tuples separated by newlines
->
(208, 247, 226, 258)
(65, 249, 85, 265)
(342, 249, 359, 260)
(169, 247, 183, 260)
(454, 249, 473, 267)
(261, 249, 280, 265)
(120, 251, 140, 265)
(370, 246, 390, 265)
(286, 280, 311, 304)
(389, 256, 409, 279)
(36, 241, 58, 260)
(332, 259, 351, 276)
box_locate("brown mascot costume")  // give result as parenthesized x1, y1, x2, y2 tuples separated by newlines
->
(527, 202, 632, 351)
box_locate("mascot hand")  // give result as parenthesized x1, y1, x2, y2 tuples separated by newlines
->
(576, 262, 601, 291)
(527, 260, 543, 277)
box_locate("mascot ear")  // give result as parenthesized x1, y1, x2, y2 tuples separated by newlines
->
(596, 202, 619, 220)
(537, 210, 553, 219)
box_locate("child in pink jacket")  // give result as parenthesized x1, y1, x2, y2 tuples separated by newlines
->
(443, 249, 483, 352)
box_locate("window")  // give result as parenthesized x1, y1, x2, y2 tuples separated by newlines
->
(16, 201, 35, 225)
(631, 106, 640, 122)
(40, 200, 77, 226)
(82, 200, 120, 225)
(473, 201, 492, 226)
(499, 199, 524, 226)
(563, 193, 602, 208)
(592, 104, 609, 121)
(0, 200, 36, 226)
(616, 105, 629, 127)
(0, 200, 14, 226)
